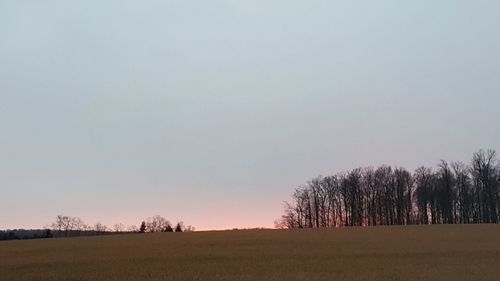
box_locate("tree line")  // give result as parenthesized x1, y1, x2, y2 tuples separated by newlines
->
(0, 215, 195, 241)
(275, 149, 500, 229)
(0, 229, 53, 241)
(50, 214, 194, 235)
(138, 215, 195, 233)
(47, 215, 128, 235)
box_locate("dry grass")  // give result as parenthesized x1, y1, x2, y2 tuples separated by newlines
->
(1, 224, 500, 281)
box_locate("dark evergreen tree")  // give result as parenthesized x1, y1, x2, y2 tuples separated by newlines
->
(139, 221, 147, 233)
(175, 222, 183, 232)
(165, 223, 174, 232)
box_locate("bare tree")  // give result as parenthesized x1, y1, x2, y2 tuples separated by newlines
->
(113, 223, 125, 233)
(128, 225, 139, 232)
(51, 215, 85, 236)
(471, 149, 499, 223)
(184, 225, 195, 232)
(94, 223, 108, 232)
(452, 162, 472, 224)
(145, 215, 170, 232)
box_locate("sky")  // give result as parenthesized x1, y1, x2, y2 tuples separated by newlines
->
(1, 0, 500, 231)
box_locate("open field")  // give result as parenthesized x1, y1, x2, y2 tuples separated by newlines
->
(1, 225, 500, 281)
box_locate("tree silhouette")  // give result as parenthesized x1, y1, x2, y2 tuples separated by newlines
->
(165, 224, 174, 232)
(175, 222, 184, 232)
(140, 221, 147, 233)
(278, 150, 500, 229)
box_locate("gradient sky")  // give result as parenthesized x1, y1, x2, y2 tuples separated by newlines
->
(1, 1, 500, 231)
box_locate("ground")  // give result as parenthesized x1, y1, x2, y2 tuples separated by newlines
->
(1, 224, 499, 281)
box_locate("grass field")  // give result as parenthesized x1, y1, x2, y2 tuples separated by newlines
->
(1, 224, 500, 281)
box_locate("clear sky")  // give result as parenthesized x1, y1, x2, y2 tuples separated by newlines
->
(1, 1, 499, 231)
